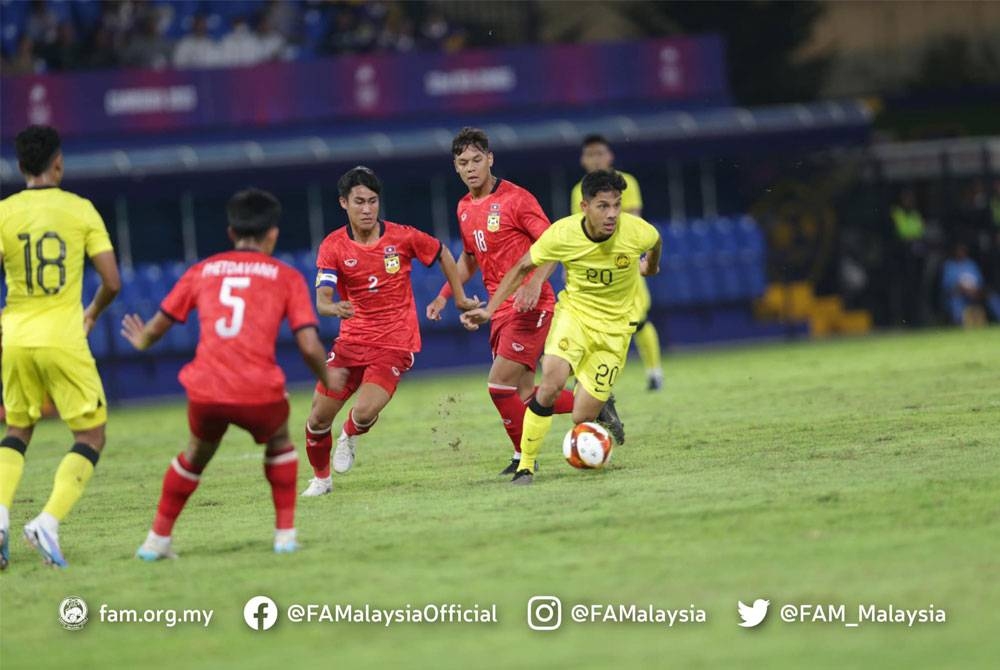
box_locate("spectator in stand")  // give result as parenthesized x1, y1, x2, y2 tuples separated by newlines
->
(173, 14, 218, 70)
(26, 0, 59, 47)
(218, 14, 286, 68)
(120, 13, 172, 70)
(890, 187, 927, 326)
(40, 21, 83, 72)
(3, 36, 43, 76)
(84, 26, 120, 70)
(378, 6, 416, 53)
(941, 242, 1000, 326)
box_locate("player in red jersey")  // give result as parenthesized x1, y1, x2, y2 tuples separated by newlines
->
(425, 128, 623, 475)
(120, 189, 340, 558)
(301, 167, 479, 495)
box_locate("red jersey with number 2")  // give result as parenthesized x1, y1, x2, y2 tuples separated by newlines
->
(457, 179, 555, 321)
(315, 221, 442, 353)
(160, 250, 318, 404)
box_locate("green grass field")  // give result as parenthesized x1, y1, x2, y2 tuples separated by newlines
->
(2, 329, 998, 668)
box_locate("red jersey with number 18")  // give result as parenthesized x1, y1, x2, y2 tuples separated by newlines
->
(315, 221, 442, 353)
(456, 179, 555, 321)
(160, 250, 318, 404)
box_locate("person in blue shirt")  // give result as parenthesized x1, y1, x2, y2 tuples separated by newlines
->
(941, 243, 1000, 325)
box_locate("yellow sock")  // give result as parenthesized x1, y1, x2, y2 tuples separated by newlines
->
(519, 404, 554, 473)
(0, 441, 28, 509)
(41, 446, 99, 521)
(635, 322, 662, 374)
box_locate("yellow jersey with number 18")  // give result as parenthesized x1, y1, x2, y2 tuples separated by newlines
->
(529, 212, 659, 335)
(0, 187, 113, 348)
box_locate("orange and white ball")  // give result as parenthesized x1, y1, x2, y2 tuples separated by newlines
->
(562, 422, 613, 469)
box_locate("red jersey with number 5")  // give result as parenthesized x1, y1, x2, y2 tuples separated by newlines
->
(457, 179, 555, 321)
(315, 221, 442, 353)
(160, 250, 318, 404)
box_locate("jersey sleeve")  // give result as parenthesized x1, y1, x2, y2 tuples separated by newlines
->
(407, 226, 443, 267)
(516, 192, 551, 241)
(285, 270, 320, 332)
(160, 265, 198, 323)
(637, 218, 660, 251)
(83, 201, 114, 257)
(569, 181, 583, 215)
(529, 224, 563, 265)
(315, 240, 339, 290)
(622, 173, 643, 213)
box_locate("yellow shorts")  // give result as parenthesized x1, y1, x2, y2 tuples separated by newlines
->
(2, 346, 107, 430)
(634, 277, 652, 324)
(544, 307, 631, 402)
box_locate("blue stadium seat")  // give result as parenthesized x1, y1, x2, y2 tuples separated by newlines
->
(302, 8, 330, 52)
(709, 218, 742, 301)
(71, 0, 104, 31)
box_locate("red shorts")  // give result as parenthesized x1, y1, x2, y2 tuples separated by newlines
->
(315, 340, 415, 401)
(187, 399, 290, 444)
(490, 306, 553, 372)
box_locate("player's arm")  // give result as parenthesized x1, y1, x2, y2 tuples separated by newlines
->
(437, 246, 481, 311)
(316, 285, 354, 319)
(513, 261, 557, 312)
(640, 234, 663, 277)
(120, 311, 173, 351)
(294, 325, 347, 393)
(83, 250, 122, 334)
(427, 252, 478, 321)
(461, 252, 537, 330)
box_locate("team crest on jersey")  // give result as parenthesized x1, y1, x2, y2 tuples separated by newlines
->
(486, 213, 501, 232)
(383, 245, 400, 274)
(615, 254, 631, 269)
(345, 258, 358, 268)
(461, 212, 468, 222)
(558, 338, 570, 351)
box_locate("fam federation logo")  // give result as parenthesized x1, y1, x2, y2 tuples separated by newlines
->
(59, 596, 89, 630)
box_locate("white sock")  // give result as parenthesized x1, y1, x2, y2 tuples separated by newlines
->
(0, 504, 9, 531)
(36, 511, 59, 534)
(275, 528, 297, 544)
(512, 453, 521, 460)
(146, 530, 171, 546)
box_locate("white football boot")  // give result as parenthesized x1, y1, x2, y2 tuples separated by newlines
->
(332, 432, 357, 474)
(136, 530, 178, 561)
(23, 513, 67, 568)
(300, 475, 333, 497)
(274, 528, 300, 554)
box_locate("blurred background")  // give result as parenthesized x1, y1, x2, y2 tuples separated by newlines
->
(1, 0, 999, 401)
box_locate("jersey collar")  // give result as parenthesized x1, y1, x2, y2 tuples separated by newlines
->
(580, 217, 614, 243)
(346, 220, 385, 241)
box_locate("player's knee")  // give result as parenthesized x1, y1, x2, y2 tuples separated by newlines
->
(72, 426, 106, 452)
(307, 416, 333, 433)
(351, 405, 379, 426)
(572, 408, 598, 424)
(534, 382, 560, 407)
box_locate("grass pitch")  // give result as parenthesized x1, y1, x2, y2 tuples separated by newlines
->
(1, 329, 998, 668)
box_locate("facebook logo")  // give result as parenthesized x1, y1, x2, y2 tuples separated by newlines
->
(243, 596, 278, 631)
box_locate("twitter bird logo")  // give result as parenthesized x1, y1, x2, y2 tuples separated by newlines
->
(737, 599, 770, 627)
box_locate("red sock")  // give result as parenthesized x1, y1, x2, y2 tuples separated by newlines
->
(151, 454, 203, 536)
(264, 446, 298, 530)
(343, 409, 377, 437)
(305, 424, 332, 478)
(533, 386, 574, 414)
(489, 384, 526, 452)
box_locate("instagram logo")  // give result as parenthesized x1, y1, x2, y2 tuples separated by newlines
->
(527, 596, 562, 631)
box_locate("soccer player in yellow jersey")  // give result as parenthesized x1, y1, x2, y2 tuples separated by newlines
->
(462, 170, 662, 484)
(0, 126, 121, 569)
(571, 135, 664, 391)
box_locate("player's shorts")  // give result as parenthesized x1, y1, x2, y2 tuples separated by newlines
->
(315, 340, 415, 401)
(490, 306, 553, 371)
(187, 398, 290, 444)
(1, 345, 107, 430)
(543, 307, 632, 402)
(634, 277, 652, 325)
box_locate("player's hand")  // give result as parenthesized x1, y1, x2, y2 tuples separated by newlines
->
(426, 295, 447, 321)
(331, 301, 355, 319)
(513, 284, 541, 312)
(323, 366, 350, 393)
(639, 257, 659, 277)
(83, 313, 97, 335)
(120, 313, 149, 351)
(460, 308, 491, 331)
(455, 295, 484, 312)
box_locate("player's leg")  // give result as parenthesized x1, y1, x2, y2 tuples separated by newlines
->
(514, 355, 573, 484)
(22, 349, 107, 568)
(302, 389, 348, 494)
(487, 355, 534, 473)
(571, 333, 631, 444)
(137, 403, 225, 561)
(335, 382, 392, 473)
(632, 281, 663, 391)
(1, 346, 44, 568)
(262, 419, 300, 553)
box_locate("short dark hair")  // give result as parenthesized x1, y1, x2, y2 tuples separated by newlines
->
(582, 134, 610, 150)
(337, 166, 382, 199)
(581, 169, 628, 200)
(227, 188, 281, 239)
(452, 127, 490, 156)
(15, 125, 61, 176)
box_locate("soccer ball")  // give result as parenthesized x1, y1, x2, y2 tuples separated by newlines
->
(562, 422, 613, 469)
